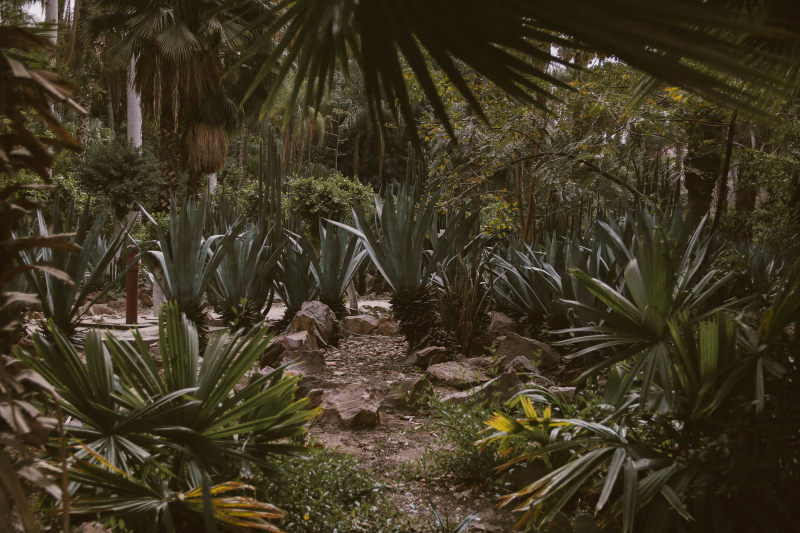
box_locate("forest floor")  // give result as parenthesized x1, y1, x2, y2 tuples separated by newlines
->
(24, 297, 519, 531)
(305, 332, 517, 531)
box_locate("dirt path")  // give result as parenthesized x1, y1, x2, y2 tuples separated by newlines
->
(305, 334, 517, 531)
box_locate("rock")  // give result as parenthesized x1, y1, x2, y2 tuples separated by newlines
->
(281, 349, 326, 376)
(487, 311, 519, 337)
(291, 301, 336, 345)
(380, 376, 431, 410)
(474, 311, 519, 351)
(86, 303, 116, 316)
(316, 384, 380, 428)
(343, 314, 378, 334)
(494, 333, 561, 370)
(441, 372, 522, 404)
(505, 355, 536, 374)
(305, 388, 325, 409)
(139, 293, 153, 307)
(295, 376, 335, 400)
(404, 346, 450, 369)
(375, 315, 400, 336)
(426, 360, 490, 389)
(75, 523, 112, 533)
(259, 331, 318, 367)
(548, 386, 576, 402)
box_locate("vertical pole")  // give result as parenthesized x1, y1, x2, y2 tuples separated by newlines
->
(125, 246, 139, 324)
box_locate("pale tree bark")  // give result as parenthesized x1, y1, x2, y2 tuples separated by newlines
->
(208, 172, 218, 195)
(126, 56, 143, 148)
(44, 0, 58, 45)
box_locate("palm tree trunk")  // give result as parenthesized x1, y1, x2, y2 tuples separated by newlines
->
(126, 56, 142, 148)
(45, 0, 58, 45)
(159, 98, 182, 207)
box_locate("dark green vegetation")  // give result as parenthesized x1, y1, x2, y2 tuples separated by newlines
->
(2, 1, 800, 532)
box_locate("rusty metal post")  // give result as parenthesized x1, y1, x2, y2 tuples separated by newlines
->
(125, 246, 139, 324)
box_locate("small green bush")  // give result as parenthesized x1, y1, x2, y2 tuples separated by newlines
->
(285, 171, 375, 235)
(75, 137, 161, 220)
(259, 447, 404, 532)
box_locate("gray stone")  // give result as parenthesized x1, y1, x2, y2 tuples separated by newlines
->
(505, 355, 536, 374)
(343, 314, 379, 334)
(441, 372, 522, 404)
(380, 376, 431, 410)
(75, 523, 112, 533)
(86, 303, 116, 316)
(316, 384, 380, 428)
(548, 386, 576, 402)
(291, 301, 336, 345)
(405, 346, 449, 369)
(374, 315, 400, 336)
(494, 333, 561, 369)
(487, 311, 519, 338)
(305, 388, 325, 409)
(260, 330, 318, 367)
(282, 349, 326, 376)
(426, 360, 490, 389)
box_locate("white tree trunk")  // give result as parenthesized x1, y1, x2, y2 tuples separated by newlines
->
(44, 0, 58, 45)
(126, 56, 143, 147)
(208, 172, 218, 196)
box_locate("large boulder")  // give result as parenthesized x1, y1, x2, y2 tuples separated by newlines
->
(474, 311, 519, 351)
(380, 376, 431, 410)
(404, 346, 451, 369)
(281, 349, 326, 376)
(374, 315, 400, 336)
(343, 314, 378, 335)
(291, 301, 337, 345)
(494, 333, 561, 370)
(316, 384, 380, 428)
(441, 372, 522, 404)
(426, 360, 490, 389)
(259, 330, 319, 367)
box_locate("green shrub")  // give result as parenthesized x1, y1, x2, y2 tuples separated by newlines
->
(75, 137, 161, 220)
(285, 171, 375, 236)
(259, 447, 404, 532)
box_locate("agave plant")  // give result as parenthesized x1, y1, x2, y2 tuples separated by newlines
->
(273, 235, 318, 331)
(433, 243, 491, 356)
(19, 302, 318, 531)
(476, 216, 800, 533)
(301, 220, 368, 319)
(334, 186, 475, 352)
(19, 195, 131, 338)
(208, 224, 283, 330)
(142, 196, 241, 337)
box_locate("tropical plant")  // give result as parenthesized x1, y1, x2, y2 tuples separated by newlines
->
(301, 221, 368, 319)
(75, 137, 161, 220)
(0, 24, 85, 531)
(241, 1, 800, 147)
(19, 302, 318, 531)
(208, 224, 283, 330)
(434, 245, 491, 356)
(19, 195, 131, 338)
(284, 171, 375, 243)
(477, 216, 800, 532)
(274, 235, 317, 331)
(335, 186, 475, 352)
(142, 196, 241, 337)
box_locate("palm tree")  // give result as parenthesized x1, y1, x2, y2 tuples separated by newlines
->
(90, 0, 266, 202)
(241, 0, 800, 145)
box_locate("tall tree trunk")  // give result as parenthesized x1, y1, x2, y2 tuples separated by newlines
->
(208, 172, 218, 196)
(106, 80, 115, 135)
(684, 111, 723, 225)
(158, 98, 182, 207)
(45, 0, 58, 45)
(126, 56, 143, 148)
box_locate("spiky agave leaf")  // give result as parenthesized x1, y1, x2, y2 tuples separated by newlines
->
(302, 220, 368, 319)
(274, 235, 317, 330)
(142, 196, 242, 336)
